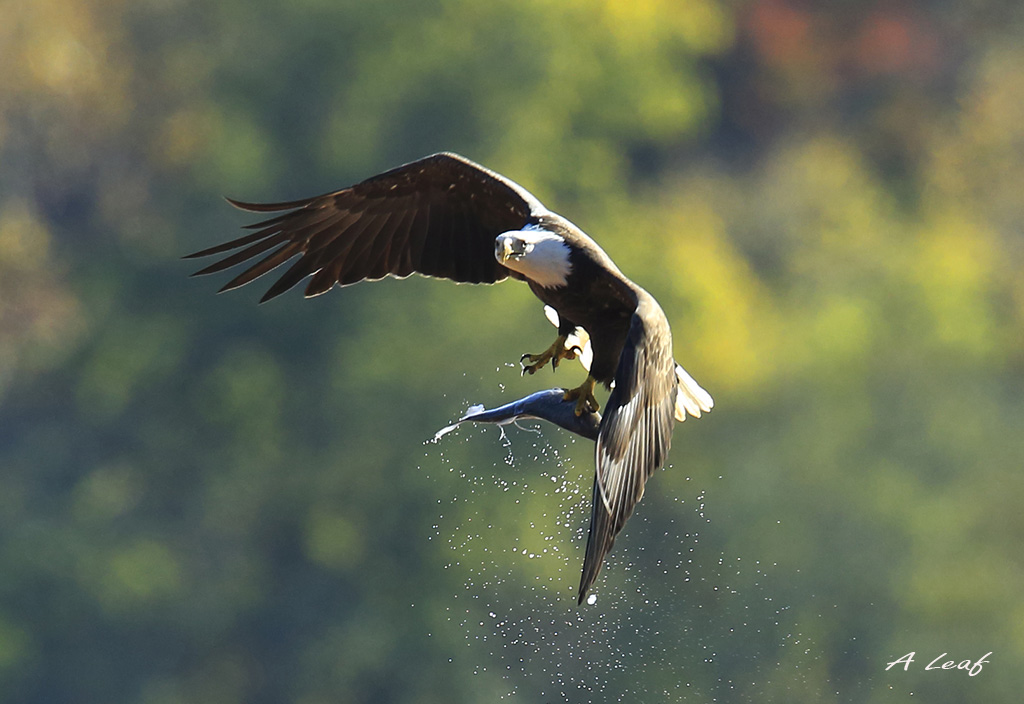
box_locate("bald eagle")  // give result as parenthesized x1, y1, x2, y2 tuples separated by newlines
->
(186, 153, 713, 604)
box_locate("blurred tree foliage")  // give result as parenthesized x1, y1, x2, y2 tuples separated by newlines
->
(1, 0, 1022, 702)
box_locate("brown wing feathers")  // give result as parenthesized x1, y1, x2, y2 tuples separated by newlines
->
(578, 297, 677, 604)
(185, 153, 541, 302)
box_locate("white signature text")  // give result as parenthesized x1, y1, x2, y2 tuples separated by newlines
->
(886, 651, 991, 677)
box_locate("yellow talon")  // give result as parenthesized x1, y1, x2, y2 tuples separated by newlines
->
(563, 375, 599, 416)
(520, 335, 578, 375)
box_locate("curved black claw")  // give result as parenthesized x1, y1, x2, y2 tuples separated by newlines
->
(520, 352, 541, 376)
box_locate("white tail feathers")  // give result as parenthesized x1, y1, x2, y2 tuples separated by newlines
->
(674, 364, 714, 422)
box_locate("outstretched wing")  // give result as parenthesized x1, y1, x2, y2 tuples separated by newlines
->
(578, 294, 678, 604)
(185, 152, 547, 302)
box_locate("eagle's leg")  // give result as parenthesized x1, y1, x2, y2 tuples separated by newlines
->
(520, 334, 580, 375)
(563, 375, 599, 416)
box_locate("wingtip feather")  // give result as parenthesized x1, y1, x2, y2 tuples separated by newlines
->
(224, 196, 275, 212)
(225, 195, 321, 213)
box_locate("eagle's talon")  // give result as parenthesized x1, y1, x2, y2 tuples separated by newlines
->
(563, 376, 599, 417)
(520, 334, 575, 375)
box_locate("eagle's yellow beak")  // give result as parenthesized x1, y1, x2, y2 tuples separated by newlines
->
(496, 234, 517, 263)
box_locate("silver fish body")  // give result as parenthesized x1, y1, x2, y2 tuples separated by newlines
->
(435, 388, 601, 441)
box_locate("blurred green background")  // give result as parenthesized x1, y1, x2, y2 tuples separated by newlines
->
(2, 0, 1022, 702)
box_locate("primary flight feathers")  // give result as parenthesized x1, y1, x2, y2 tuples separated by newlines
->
(186, 152, 712, 604)
(184, 152, 544, 300)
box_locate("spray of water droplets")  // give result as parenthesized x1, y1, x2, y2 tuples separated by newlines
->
(420, 384, 829, 701)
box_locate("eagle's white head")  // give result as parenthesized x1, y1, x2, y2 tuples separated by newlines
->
(495, 226, 572, 288)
